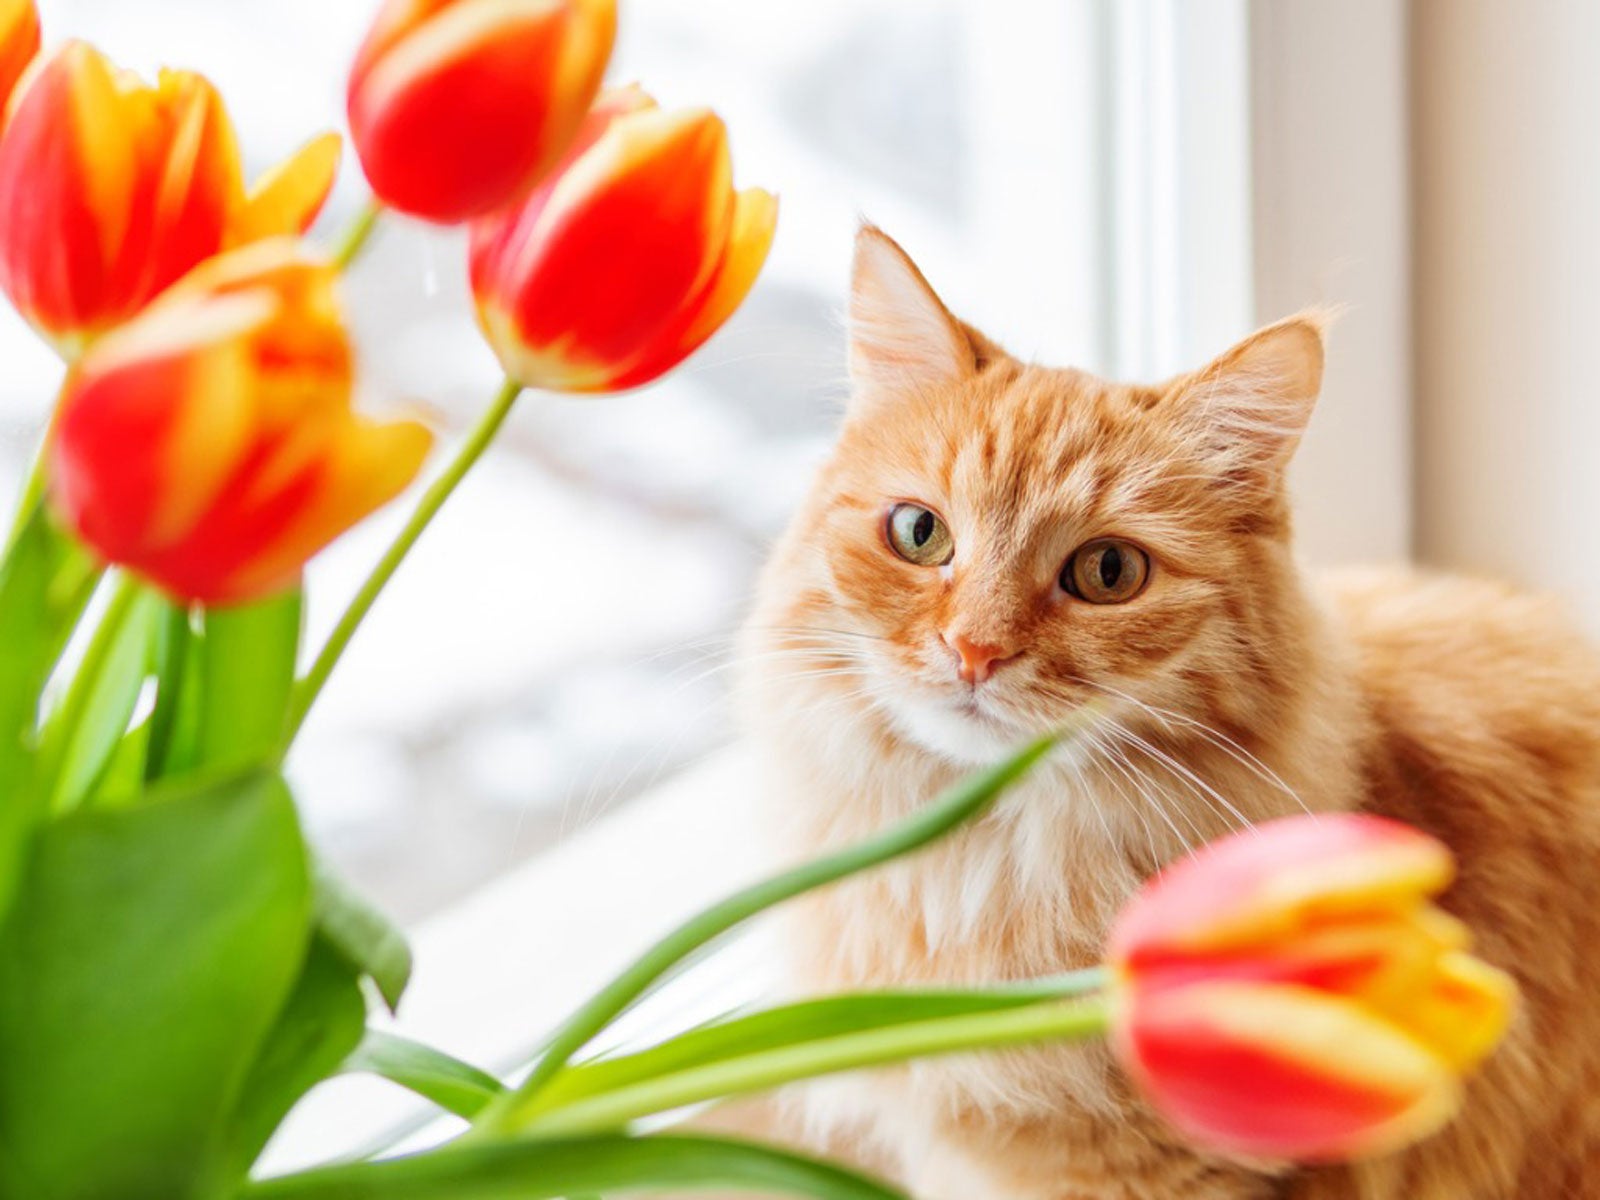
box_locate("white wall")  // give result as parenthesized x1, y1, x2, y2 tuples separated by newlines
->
(1412, 0, 1600, 626)
(1249, 0, 1413, 566)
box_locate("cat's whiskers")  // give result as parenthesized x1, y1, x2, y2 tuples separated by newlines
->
(1086, 726, 1178, 865)
(757, 668, 874, 692)
(625, 627, 889, 689)
(1065, 675, 1308, 815)
(1058, 727, 1120, 848)
(1090, 723, 1175, 833)
(750, 644, 1260, 859)
(762, 682, 893, 743)
(753, 623, 893, 645)
(645, 649, 848, 708)
(1109, 724, 1258, 836)
(1095, 719, 1204, 858)
(1074, 698, 1249, 842)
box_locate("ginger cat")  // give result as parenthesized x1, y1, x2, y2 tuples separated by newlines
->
(733, 226, 1600, 1198)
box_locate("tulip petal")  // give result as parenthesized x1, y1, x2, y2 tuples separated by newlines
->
(163, 238, 353, 407)
(0, 42, 270, 351)
(51, 293, 269, 558)
(473, 81, 655, 246)
(1111, 814, 1455, 967)
(348, 0, 615, 222)
(141, 433, 331, 604)
(0, 43, 141, 344)
(481, 106, 735, 389)
(51, 243, 427, 604)
(1121, 907, 1469, 1002)
(545, 0, 617, 164)
(228, 414, 433, 601)
(234, 131, 342, 243)
(1395, 952, 1517, 1071)
(64, 44, 143, 265)
(607, 186, 777, 390)
(143, 71, 239, 300)
(1117, 981, 1460, 1163)
(168, 234, 330, 299)
(0, 0, 40, 121)
(348, 0, 456, 82)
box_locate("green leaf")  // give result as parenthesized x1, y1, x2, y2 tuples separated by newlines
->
(36, 582, 160, 813)
(342, 1030, 504, 1119)
(530, 971, 1108, 1125)
(144, 599, 195, 780)
(523, 994, 1110, 1137)
(95, 713, 154, 806)
(221, 935, 368, 1181)
(313, 855, 413, 1011)
(152, 616, 209, 777)
(480, 720, 1096, 1132)
(242, 1133, 905, 1200)
(0, 508, 98, 916)
(0, 770, 312, 1199)
(0, 508, 93, 755)
(195, 589, 303, 770)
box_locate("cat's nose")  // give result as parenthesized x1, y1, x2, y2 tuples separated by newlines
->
(943, 633, 1018, 685)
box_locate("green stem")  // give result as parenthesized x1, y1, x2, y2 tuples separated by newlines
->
(522, 969, 1112, 1123)
(4, 445, 49, 555)
(520, 994, 1112, 1137)
(142, 601, 193, 781)
(473, 723, 1091, 1134)
(287, 376, 525, 740)
(330, 197, 385, 270)
(4, 384, 65, 556)
(342, 1030, 505, 1119)
(35, 574, 141, 805)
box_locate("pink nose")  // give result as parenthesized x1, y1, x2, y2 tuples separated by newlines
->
(944, 634, 1017, 685)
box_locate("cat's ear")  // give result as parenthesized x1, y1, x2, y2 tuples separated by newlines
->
(848, 224, 976, 403)
(1178, 312, 1327, 474)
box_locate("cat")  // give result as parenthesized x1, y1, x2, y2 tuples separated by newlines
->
(729, 224, 1600, 1198)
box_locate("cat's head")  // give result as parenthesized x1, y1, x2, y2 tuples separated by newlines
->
(755, 225, 1327, 768)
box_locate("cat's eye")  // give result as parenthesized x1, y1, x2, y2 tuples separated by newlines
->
(1062, 538, 1149, 604)
(886, 503, 954, 566)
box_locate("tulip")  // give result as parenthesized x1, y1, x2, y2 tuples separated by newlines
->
(469, 87, 777, 393)
(1108, 814, 1515, 1163)
(50, 240, 432, 604)
(347, 0, 615, 223)
(0, 41, 341, 355)
(0, 0, 38, 119)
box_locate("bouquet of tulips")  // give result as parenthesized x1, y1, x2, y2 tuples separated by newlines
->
(0, 1, 1516, 1197)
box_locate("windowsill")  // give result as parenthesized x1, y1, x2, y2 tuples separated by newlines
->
(261, 745, 776, 1172)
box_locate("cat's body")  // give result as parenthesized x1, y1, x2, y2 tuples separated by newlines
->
(734, 227, 1600, 1198)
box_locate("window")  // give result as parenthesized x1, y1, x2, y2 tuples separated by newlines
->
(8, 0, 1254, 928)
(14, 0, 1351, 1166)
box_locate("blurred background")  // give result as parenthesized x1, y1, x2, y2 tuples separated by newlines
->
(2, 2, 1594, 947)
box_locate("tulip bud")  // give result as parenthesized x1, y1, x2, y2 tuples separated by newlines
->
(50, 240, 432, 604)
(347, 0, 615, 223)
(0, 41, 340, 355)
(1108, 814, 1515, 1164)
(0, 0, 39, 119)
(469, 87, 777, 393)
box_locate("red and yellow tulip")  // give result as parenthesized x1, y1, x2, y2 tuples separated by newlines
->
(469, 86, 777, 393)
(0, 0, 39, 119)
(0, 41, 340, 355)
(1108, 814, 1515, 1163)
(347, 0, 615, 224)
(50, 240, 431, 605)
